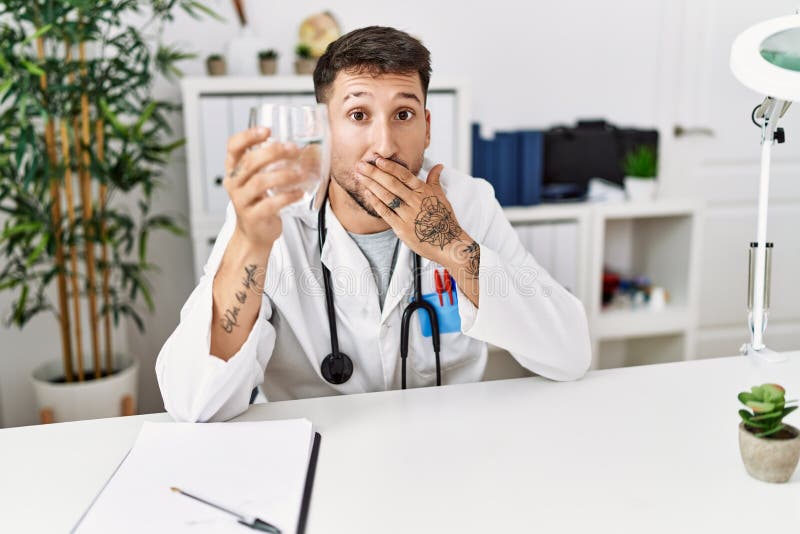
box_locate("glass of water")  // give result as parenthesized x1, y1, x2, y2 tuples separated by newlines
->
(248, 103, 331, 213)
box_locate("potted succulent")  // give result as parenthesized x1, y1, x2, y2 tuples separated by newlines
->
(621, 145, 658, 202)
(738, 383, 800, 483)
(294, 43, 316, 75)
(0, 0, 216, 423)
(258, 49, 278, 75)
(206, 53, 226, 76)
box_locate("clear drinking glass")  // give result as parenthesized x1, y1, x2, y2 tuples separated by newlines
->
(247, 103, 331, 214)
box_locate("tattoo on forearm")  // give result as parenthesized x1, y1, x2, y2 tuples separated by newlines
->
(463, 240, 480, 278)
(242, 264, 259, 290)
(221, 306, 240, 333)
(414, 196, 462, 250)
(220, 264, 261, 334)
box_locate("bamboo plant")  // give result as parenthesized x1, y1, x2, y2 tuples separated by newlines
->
(0, 1, 218, 382)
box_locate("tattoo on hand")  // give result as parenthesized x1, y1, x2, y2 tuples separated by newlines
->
(463, 241, 480, 278)
(221, 306, 240, 333)
(414, 196, 462, 250)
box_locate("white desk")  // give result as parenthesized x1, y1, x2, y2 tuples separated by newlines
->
(2, 353, 799, 533)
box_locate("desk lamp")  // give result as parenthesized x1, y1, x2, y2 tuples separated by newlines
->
(730, 12, 800, 362)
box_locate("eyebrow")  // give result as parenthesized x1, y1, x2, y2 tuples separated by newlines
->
(343, 91, 422, 105)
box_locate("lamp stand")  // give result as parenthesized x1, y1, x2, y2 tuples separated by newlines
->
(740, 97, 788, 363)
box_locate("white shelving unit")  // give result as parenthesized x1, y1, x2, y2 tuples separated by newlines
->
(489, 198, 703, 375)
(181, 77, 703, 374)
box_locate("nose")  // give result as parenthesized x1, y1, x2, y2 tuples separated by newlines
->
(370, 119, 399, 161)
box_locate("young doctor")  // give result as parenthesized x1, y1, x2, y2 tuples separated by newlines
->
(156, 26, 592, 422)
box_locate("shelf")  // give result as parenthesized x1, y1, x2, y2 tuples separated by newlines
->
(503, 203, 588, 224)
(594, 306, 691, 339)
(594, 198, 702, 219)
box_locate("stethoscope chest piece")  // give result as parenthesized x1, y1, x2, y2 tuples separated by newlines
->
(321, 352, 354, 384)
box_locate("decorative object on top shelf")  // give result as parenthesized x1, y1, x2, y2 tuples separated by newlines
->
(0, 0, 214, 423)
(738, 384, 800, 483)
(621, 145, 658, 202)
(258, 49, 278, 75)
(206, 53, 226, 76)
(224, 0, 263, 76)
(298, 11, 341, 58)
(294, 43, 316, 75)
(730, 11, 800, 363)
(293, 11, 341, 75)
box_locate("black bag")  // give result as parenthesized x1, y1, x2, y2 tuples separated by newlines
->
(543, 119, 658, 194)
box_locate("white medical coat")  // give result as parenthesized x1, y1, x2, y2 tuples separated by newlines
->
(156, 159, 592, 422)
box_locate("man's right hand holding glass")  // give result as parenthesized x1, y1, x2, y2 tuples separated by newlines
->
(210, 127, 306, 361)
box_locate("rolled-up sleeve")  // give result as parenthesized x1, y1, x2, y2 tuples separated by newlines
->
(155, 203, 277, 422)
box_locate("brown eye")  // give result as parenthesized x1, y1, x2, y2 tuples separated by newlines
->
(397, 110, 412, 120)
(350, 111, 366, 121)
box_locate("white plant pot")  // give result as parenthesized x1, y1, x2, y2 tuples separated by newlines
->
(31, 354, 139, 423)
(624, 176, 658, 202)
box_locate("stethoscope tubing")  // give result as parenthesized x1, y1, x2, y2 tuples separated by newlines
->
(317, 191, 441, 388)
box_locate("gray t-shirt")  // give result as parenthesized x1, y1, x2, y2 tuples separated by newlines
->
(347, 228, 400, 310)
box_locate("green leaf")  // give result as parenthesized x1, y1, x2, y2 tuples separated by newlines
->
(750, 410, 785, 422)
(133, 101, 158, 137)
(13, 284, 29, 324)
(755, 424, 786, 438)
(22, 24, 53, 46)
(99, 99, 128, 136)
(181, 1, 225, 21)
(761, 384, 786, 402)
(0, 278, 21, 291)
(738, 392, 755, 406)
(1, 221, 42, 242)
(0, 77, 13, 96)
(25, 235, 49, 267)
(19, 59, 45, 77)
(746, 400, 776, 414)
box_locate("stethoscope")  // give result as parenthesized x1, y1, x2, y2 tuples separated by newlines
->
(317, 192, 441, 389)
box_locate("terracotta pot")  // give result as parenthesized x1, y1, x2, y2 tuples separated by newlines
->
(31, 354, 139, 423)
(259, 58, 277, 75)
(294, 58, 317, 75)
(206, 57, 226, 76)
(738, 422, 800, 483)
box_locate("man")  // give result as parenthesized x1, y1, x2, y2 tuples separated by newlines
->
(156, 26, 591, 422)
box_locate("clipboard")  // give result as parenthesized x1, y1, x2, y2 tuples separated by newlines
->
(72, 420, 321, 534)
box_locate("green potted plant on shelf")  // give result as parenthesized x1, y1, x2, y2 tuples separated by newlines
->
(206, 53, 226, 76)
(738, 383, 800, 483)
(0, 0, 217, 423)
(294, 43, 315, 75)
(621, 144, 658, 202)
(257, 49, 278, 75)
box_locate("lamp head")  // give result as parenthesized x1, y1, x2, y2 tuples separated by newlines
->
(731, 13, 800, 102)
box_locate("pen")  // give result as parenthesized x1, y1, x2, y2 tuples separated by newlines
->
(443, 269, 454, 305)
(434, 269, 444, 306)
(170, 486, 281, 533)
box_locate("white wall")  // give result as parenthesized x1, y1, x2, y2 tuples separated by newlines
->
(2, 0, 798, 427)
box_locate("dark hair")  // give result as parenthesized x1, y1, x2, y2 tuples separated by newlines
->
(313, 26, 432, 105)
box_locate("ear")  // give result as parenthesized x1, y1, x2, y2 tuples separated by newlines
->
(424, 108, 431, 150)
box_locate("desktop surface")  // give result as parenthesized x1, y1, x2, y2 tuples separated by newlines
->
(1, 353, 799, 533)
